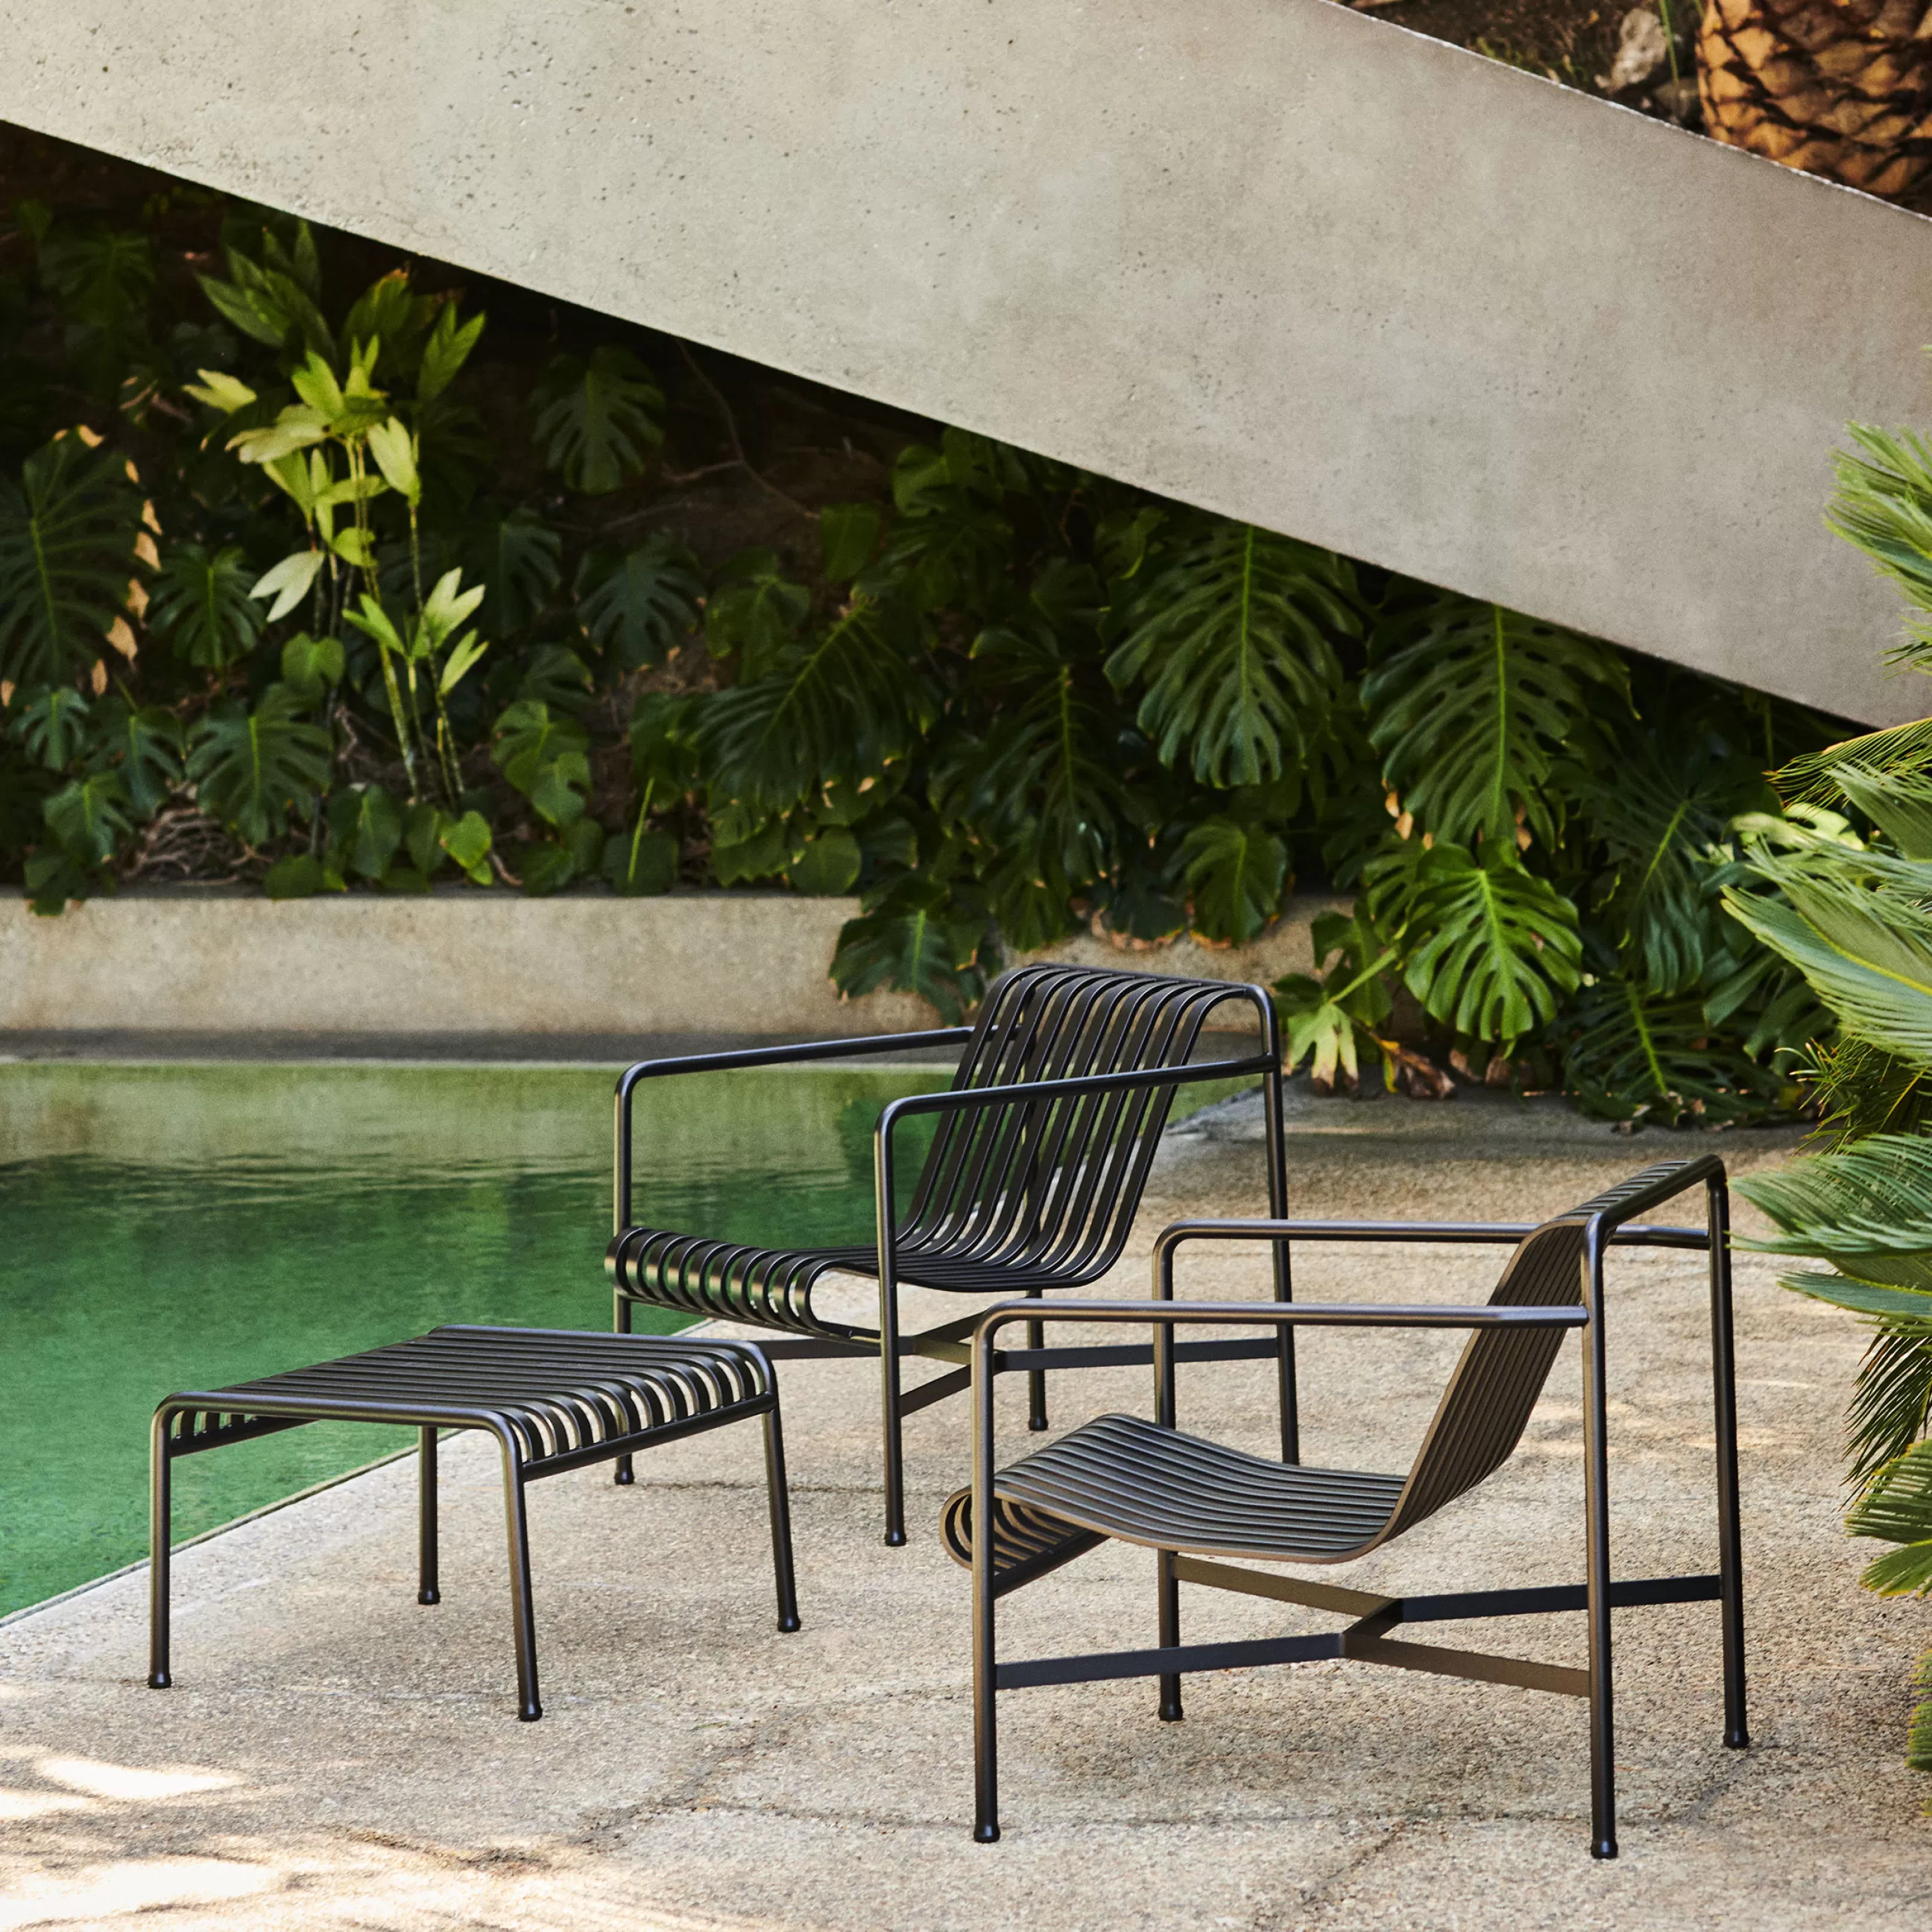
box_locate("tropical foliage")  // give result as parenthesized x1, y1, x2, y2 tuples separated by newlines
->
(1725, 409, 1932, 1780)
(0, 189, 1832, 1106)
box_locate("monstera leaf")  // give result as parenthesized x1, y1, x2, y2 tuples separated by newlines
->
(0, 436, 145, 686)
(92, 696, 184, 815)
(493, 698, 591, 827)
(1362, 596, 1627, 850)
(933, 616, 1143, 926)
(146, 543, 265, 669)
(42, 768, 132, 864)
(1105, 520, 1358, 789)
(531, 347, 663, 494)
(1181, 815, 1288, 946)
(694, 599, 932, 816)
(186, 688, 332, 846)
(704, 548, 810, 675)
(830, 874, 990, 1024)
(575, 534, 702, 668)
(1381, 840, 1582, 1047)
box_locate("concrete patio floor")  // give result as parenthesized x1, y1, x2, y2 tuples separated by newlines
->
(2, 1087, 1928, 1929)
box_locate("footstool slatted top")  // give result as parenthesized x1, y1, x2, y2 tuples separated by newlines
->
(160, 1325, 774, 1471)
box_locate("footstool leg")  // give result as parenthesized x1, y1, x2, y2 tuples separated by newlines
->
(762, 1403, 801, 1633)
(613, 1290, 636, 1486)
(496, 1435, 542, 1720)
(418, 1427, 441, 1606)
(148, 1409, 175, 1689)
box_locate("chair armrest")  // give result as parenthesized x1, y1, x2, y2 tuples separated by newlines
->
(613, 1026, 971, 1234)
(1151, 1212, 1714, 1292)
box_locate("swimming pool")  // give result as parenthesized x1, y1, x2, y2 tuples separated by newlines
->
(0, 1058, 950, 1617)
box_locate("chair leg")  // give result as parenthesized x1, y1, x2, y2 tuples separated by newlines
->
(147, 1410, 174, 1690)
(613, 1289, 636, 1486)
(973, 1500, 1000, 1842)
(1583, 1274, 1617, 1859)
(417, 1427, 441, 1606)
(1025, 1288, 1048, 1433)
(880, 1276, 906, 1547)
(762, 1404, 802, 1633)
(497, 1439, 542, 1721)
(1158, 1547, 1183, 1723)
(1708, 1178, 1749, 1749)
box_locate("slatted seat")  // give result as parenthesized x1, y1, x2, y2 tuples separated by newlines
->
(608, 962, 1290, 1541)
(944, 1418, 1407, 1565)
(148, 1326, 799, 1720)
(950, 1158, 1750, 1860)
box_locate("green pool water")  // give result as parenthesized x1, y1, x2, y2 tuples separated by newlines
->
(0, 1058, 950, 1618)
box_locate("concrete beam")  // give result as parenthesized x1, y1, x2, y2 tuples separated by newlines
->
(3, 0, 1931, 723)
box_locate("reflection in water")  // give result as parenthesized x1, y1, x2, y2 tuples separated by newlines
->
(0, 1061, 948, 1616)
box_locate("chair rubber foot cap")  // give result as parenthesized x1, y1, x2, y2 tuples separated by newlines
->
(1028, 1418, 1049, 1432)
(417, 1588, 441, 1606)
(613, 1470, 634, 1486)
(974, 1824, 1000, 1843)
(518, 1705, 543, 1723)
(1159, 1704, 1183, 1723)
(777, 1616, 801, 1632)
(1725, 1729, 1749, 1749)
(147, 1673, 171, 1690)
(1591, 1840, 1617, 1860)
(884, 1530, 906, 1547)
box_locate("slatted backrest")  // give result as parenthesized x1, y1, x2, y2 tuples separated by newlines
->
(1383, 1161, 1695, 1538)
(900, 965, 1260, 1283)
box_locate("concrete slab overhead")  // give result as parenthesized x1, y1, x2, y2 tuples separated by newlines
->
(0, 1094, 1919, 1928)
(3, 0, 1931, 723)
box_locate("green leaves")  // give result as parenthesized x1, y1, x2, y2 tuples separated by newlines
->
(832, 877, 990, 1024)
(186, 688, 331, 846)
(1849, 1442, 1932, 1597)
(1381, 841, 1582, 1048)
(704, 548, 809, 671)
(493, 699, 591, 828)
(0, 436, 145, 686)
(148, 543, 265, 668)
(1363, 598, 1627, 849)
(1829, 423, 1932, 669)
(694, 599, 932, 816)
(531, 347, 663, 493)
(1562, 975, 1779, 1126)
(1181, 815, 1288, 946)
(575, 534, 702, 668)
(1107, 521, 1358, 789)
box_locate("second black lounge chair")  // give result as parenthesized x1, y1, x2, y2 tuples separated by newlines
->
(944, 1156, 1747, 1857)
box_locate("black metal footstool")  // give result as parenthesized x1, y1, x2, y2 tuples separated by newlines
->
(148, 1325, 798, 1719)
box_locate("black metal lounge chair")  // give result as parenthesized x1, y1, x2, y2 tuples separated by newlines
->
(148, 1325, 798, 1720)
(944, 1157, 1746, 1857)
(607, 962, 1291, 1545)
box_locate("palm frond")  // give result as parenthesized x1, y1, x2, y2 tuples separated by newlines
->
(1778, 717, 1932, 806)
(1827, 423, 1932, 671)
(1362, 597, 1627, 850)
(1105, 520, 1358, 789)
(1737, 1133, 1932, 1283)
(1562, 975, 1781, 1126)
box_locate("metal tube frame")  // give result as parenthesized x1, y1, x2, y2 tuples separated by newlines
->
(611, 995, 1292, 1545)
(970, 1156, 1747, 1856)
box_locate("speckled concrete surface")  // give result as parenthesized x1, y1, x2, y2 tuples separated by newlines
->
(1, 1089, 1925, 1930)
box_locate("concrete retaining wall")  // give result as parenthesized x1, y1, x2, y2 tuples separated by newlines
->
(0, 890, 1336, 1042)
(3, 0, 1931, 723)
